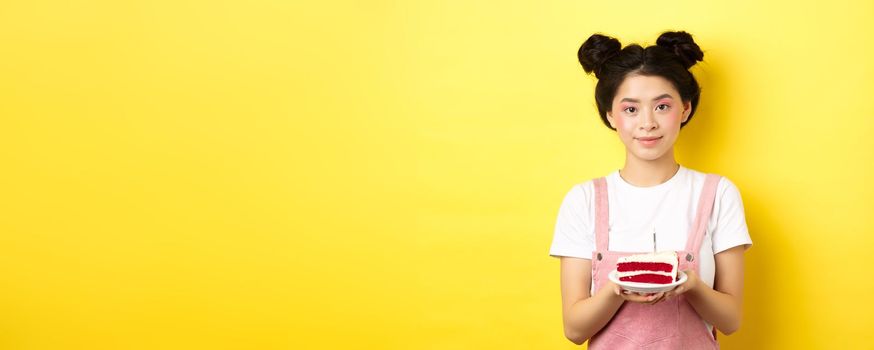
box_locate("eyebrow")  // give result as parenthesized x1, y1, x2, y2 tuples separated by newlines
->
(619, 94, 673, 103)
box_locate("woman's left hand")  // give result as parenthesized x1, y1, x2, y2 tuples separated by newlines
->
(650, 270, 700, 304)
(662, 269, 700, 300)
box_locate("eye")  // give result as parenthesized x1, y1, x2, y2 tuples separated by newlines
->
(623, 106, 637, 114)
(656, 104, 670, 111)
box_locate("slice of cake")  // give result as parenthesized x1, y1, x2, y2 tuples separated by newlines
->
(616, 251, 679, 284)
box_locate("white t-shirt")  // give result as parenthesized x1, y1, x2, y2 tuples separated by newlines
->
(548, 165, 753, 333)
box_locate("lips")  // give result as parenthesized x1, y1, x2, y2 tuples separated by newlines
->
(636, 136, 662, 147)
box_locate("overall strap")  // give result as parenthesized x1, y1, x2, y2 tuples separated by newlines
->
(593, 177, 610, 252)
(683, 174, 722, 255)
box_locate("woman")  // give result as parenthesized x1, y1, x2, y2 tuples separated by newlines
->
(548, 31, 753, 348)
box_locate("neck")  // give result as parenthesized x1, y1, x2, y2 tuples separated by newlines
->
(619, 150, 680, 187)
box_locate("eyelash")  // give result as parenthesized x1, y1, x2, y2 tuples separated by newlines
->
(624, 104, 670, 114)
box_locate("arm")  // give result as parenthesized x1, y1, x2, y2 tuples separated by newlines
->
(559, 257, 624, 345)
(664, 245, 746, 334)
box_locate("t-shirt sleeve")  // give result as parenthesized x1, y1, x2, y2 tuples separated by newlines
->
(710, 177, 753, 254)
(549, 183, 595, 259)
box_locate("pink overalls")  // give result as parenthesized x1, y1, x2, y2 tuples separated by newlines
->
(588, 174, 722, 349)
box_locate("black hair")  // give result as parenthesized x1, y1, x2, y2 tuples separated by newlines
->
(577, 31, 704, 131)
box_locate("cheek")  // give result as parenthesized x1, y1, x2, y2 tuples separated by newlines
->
(615, 118, 634, 140)
(668, 112, 684, 126)
(616, 116, 635, 133)
(613, 114, 625, 128)
(658, 110, 683, 128)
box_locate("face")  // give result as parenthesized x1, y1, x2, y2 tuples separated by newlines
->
(605, 74, 692, 163)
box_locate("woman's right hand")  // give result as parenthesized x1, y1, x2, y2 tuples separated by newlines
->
(610, 281, 667, 305)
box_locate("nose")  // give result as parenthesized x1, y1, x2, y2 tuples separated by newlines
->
(640, 109, 658, 130)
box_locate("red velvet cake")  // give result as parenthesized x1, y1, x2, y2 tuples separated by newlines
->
(616, 251, 679, 284)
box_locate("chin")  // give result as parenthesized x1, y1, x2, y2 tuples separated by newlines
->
(631, 150, 667, 161)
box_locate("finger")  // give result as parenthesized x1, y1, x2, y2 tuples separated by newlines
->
(666, 285, 685, 299)
(623, 292, 660, 304)
(620, 293, 650, 303)
(647, 292, 665, 304)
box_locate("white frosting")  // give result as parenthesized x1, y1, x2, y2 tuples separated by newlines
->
(617, 251, 679, 265)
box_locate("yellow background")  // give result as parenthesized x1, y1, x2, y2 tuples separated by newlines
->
(1, 0, 872, 348)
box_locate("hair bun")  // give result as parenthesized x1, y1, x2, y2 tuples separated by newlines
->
(578, 34, 621, 78)
(655, 31, 703, 69)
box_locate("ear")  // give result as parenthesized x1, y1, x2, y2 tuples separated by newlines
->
(682, 101, 692, 123)
(606, 111, 616, 128)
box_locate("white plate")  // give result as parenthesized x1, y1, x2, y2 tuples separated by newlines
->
(608, 270, 687, 294)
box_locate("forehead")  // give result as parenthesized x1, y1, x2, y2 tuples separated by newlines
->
(614, 74, 679, 103)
